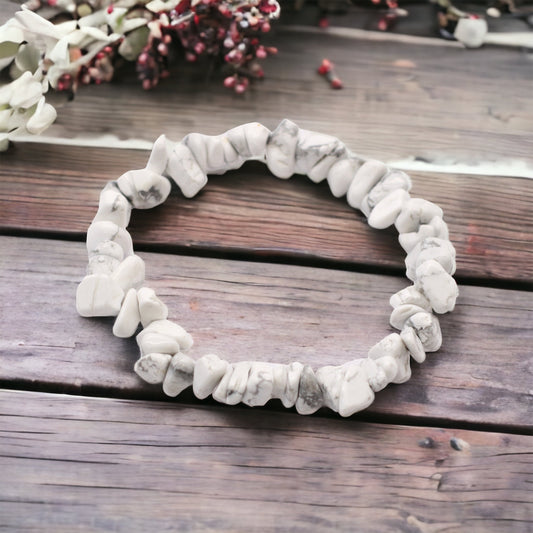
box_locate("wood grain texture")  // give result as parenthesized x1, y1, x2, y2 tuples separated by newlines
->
(14, 28, 532, 170)
(1, 236, 531, 430)
(1, 144, 532, 282)
(1, 389, 532, 533)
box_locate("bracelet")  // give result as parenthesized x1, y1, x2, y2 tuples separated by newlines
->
(76, 120, 459, 417)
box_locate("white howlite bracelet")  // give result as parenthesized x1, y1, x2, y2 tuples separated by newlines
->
(76, 119, 459, 417)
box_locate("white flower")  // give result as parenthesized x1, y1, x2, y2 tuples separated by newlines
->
(0, 21, 25, 71)
(26, 96, 57, 135)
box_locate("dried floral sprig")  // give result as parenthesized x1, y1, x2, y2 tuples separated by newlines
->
(0, 0, 280, 149)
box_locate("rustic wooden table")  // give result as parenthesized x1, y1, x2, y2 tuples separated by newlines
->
(1, 15, 532, 533)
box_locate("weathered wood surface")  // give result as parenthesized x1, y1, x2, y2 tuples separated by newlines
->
(1, 144, 532, 283)
(1, 236, 531, 430)
(5, 29, 531, 172)
(1, 389, 532, 533)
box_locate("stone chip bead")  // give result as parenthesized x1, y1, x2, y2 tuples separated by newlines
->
(270, 361, 304, 408)
(368, 189, 410, 229)
(295, 365, 324, 415)
(293, 128, 347, 183)
(212, 361, 252, 405)
(390, 303, 429, 330)
(405, 236, 456, 281)
(368, 333, 411, 384)
(86, 221, 133, 258)
(193, 353, 229, 400)
(398, 216, 449, 253)
(415, 259, 459, 314)
(111, 254, 145, 292)
(395, 198, 444, 234)
(93, 182, 132, 228)
(147, 134, 173, 175)
(163, 352, 195, 397)
(113, 288, 141, 338)
(361, 169, 412, 217)
(347, 159, 388, 210)
(184, 132, 244, 175)
(134, 352, 172, 384)
(406, 311, 442, 352)
(400, 326, 426, 363)
(166, 142, 208, 198)
(265, 118, 299, 179)
(225, 122, 271, 160)
(241, 362, 275, 407)
(137, 287, 168, 327)
(116, 168, 171, 209)
(390, 285, 432, 311)
(137, 319, 193, 356)
(326, 155, 364, 198)
(76, 273, 124, 317)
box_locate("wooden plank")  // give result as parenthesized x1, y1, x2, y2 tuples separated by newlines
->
(1, 143, 532, 282)
(1, 389, 532, 533)
(7, 28, 532, 170)
(1, 236, 531, 430)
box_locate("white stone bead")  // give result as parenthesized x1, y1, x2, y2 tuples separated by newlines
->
(113, 288, 140, 338)
(338, 361, 375, 417)
(193, 353, 228, 400)
(147, 134, 173, 175)
(76, 274, 124, 317)
(293, 129, 347, 183)
(225, 122, 271, 160)
(315, 364, 344, 412)
(406, 237, 456, 281)
(166, 142, 208, 198)
(137, 319, 193, 354)
(241, 362, 274, 407)
(271, 362, 304, 408)
(137, 331, 180, 356)
(87, 254, 121, 275)
(346, 160, 388, 210)
(398, 224, 436, 253)
(116, 168, 171, 210)
(326, 155, 363, 198)
(415, 260, 459, 314)
(368, 356, 397, 392)
(93, 183, 132, 227)
(88, 240, 124, 261)
(206, 135, 244, 174)
(162, 352, 195, 397)
(368, 189, 410, 229)
(368, 333, 411, 384)
(137, 287, 168, 328)
(111, 255, 145, 292)
(212, 361, 251, 405)
(395, 198, 443, 234)
(389, 286, 432, 311)
(134, 352, 172, 384)
(361, 169, 412, 217)
(400, 326, 426, 363)
(390, 303, 428, 330)
(295, 365, 323, 415)
(406, 311, 442, 352)
(87, 221, 133, 257)
(265, 119, 299, 179)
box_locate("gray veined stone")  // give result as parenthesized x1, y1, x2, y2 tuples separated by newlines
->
(406, 311, 442, 352)
(405, 237, 456, 282)
(193, 353, 229, 400)
(415, 259, 459, 314)
(134, 352, 172, 384)
(146, 134, 173, 175)
(265, 118, 299, 179)
(166, 142, 208, 198)
(212, 361, 252, 405)
(361, 169, 412, 217)
(400, 326, 426, 364)
(295, 365, 323, 415)
(242, 362, 274, 407)
(137, 319, 193, 355)
(225, 122, 271, 160)
(86, 221, 133, 257)
(390, 303, 429, 330)
(163, 352, 195, 397)
(93, 182, 132, 227)
(368, 333, 411, 384)
(326, 155, 364, 198)
(346, 159, 388, 210)
(395, 198, 443, 234)
(389, 285, 432, 311)
(116, 168, 171, 209)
